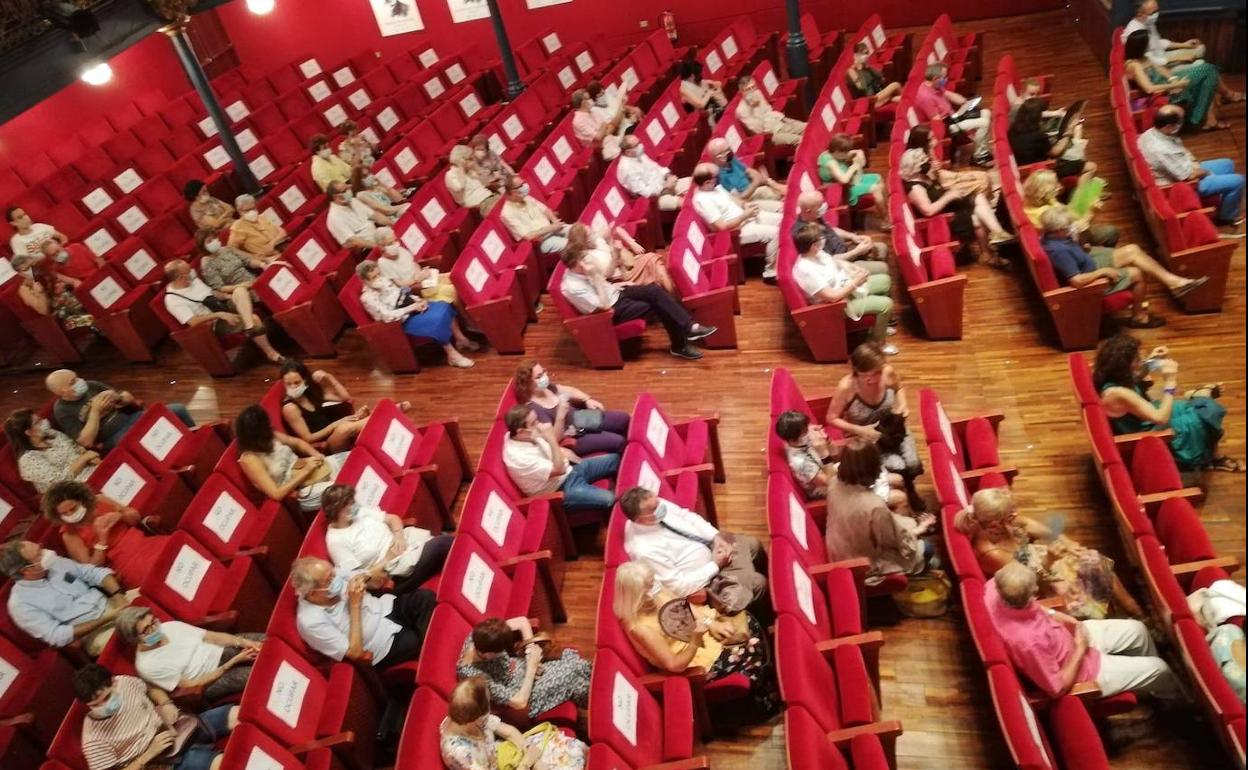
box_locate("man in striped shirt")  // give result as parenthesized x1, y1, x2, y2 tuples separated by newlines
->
(73, 664, 238, 770)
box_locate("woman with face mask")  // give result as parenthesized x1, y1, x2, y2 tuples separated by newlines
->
(336, 119, 378, 168)
(356, 259, 477, 368)
(225, 194, 287, 260)
(10, 252, 97, 334)
(955, 487, 1143, 618)
(309, 133, 355, 192)
(42, 480, 167, 589)
(457, 616, 591, 720)
(350, 166, 409, 219)
(441, 676, 589, 770)
(512, 359, 631, 457)
(183, 179, 235, 230)
(446, 144, 502, 216)
(467, 133, 514, 192)
(277, 358, 381, 452)
(846, 42, 901, 108)
(899, 147, 1013, 269)
(818, 133, 888, 226)
(4, 407, 101, 493)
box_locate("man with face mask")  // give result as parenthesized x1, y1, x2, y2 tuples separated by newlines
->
(45, 368, 195, 450)
(734, 76, 807, 146)
(616, 135, 692, 211)
(5, 205, 67, 258)
(1139, 105, 1245, 227)
(792, 190, 891, 275)
(445, 145, 501, 216)
(619, 486, 767, 607)
(571, 88, 626, 160)
(225, 194, 287, 259)
(326, 180, 391, 249)
(690, 162, 783, 281)
(791, 222, 897, 352)
(162, 259, 286, 364)
(292, 555, 437, 669)
(1, 539, 128, 654)
(309, 133, 354, 192)
(706, 137, 785, 210)
(38, 236, 102, 286)
(72, 663, 238, 770)
(915, 63, 993, 165)
(373, 226, 458, 305)
(499, 174, 570, 257)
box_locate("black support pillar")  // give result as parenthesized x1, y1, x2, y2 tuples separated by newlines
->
(784, 0, 814, 108)
(484, 0, 526, 100)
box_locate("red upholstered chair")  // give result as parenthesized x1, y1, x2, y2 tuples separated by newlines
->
(1128, 435, 1192, 498)
(334, 446, 445, 533)
(0, 633, 76, 747)
(666, 237, 738, 349)
(941, 502, 983, 582)
(437, 535, 566, 627)
(628, 391, 725, 489)
(917, 388, 1005, 472)
(547, 262, 646, 369)
(776, 238, 868, 364)
(252, 263, 346, 358)
(1017, 226, 1125, 351)
(769, 539, 872, 652)
(353, 399, 471, 518)
(337, 274, 431, 374)
(104, 236, 163, 285)
(116, 403, 227, 489)
(929, 442, 1013, 511)
(890, 203, 965, 340)
(394, 687, 447, 770)
(46, 700, 91, 770)
(1103, 462, 1156, 540)
(281, 228, 353, 292)
(784, 705, 894, 770)
(150, 282, 247, 376)
(450, 251, 530, 355)
(72, 265, 166, 363)
(959, 577, 1009, 667)
(589, 648, 698, 767)
(465, 218, 544, 311)
(0, 483, 34, 542)
(237, 638, 383, 770)
(87, 447, 194, 530)
(1066, 352, 1100, 406)
(987, 663, 1089, 770)
(0, 275, 83, 364)
(1174, 617, 1248, 734)
(392, 213, 455, 274)
(1142, 186, 1232, 313)
(139, 530, 276, 633)
(616, 443, 708, 525)
(458, 472, 567, 584)
(218, 722, 333, 770)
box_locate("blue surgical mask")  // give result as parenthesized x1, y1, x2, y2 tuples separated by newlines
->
(516, 183, 531, 197)
(534, 374, 551, 391)
(653, 502, 668, 523)
(936, 76, 949, 90)
(91, 691, 122, 719)
(142, 625, 165, 646)
(326, 573, 347, 597)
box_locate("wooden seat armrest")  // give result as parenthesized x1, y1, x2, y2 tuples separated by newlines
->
(1171, 555, 1240, 576)
(815, 630, 885, 657)
(518, 491, 564, 507)
(918, 240, 961, 254)
(662, 462, 715, 478)
(808, 557, 871, 584)
(1174, 206, 1217, 219)
(641, 758, 711, 770)
(232, 546, 270, 560)
(637, 672, 670, 692)
(951, 412, 1005, 430)
(825, 719, 904, 744)
(1112, 428, 1174, 444)
(499, 550, 553, 568)
(671, 413, 720, 428)
(170, 683, 206, 705)
(0, 712, 35, 729)
(1026, 681, 1102, 708)
(959, 465, 1019, 482)
(1138, 487, 1202, 506)
(290, 731, 356, 755)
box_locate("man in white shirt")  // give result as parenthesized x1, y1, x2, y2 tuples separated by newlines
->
(619, 486, 767, 607)
(502, 404, 619, 510)
(735, 76, 806, 146)
(616, 136, 691, 211)
(291, 556, 435, 669)
(499, 175, 570, 257)
(791, 222, 897, 353)
(558, 246, 716, 360)
(325, 181, 390, 249)
(1121, 1, 1241, 100)
(690, 162, 782, 281)
(1137, 106, 1244, 226)
(162, 259, 284, 363)
(6, 206, 67, 258)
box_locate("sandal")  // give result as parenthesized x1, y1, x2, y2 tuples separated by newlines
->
(1122, 314, 1166, 329)
(1201, 121, 1231, 131)
(979, 254, 1014, 271)
(1171, 275, 1209, 299)
(1185, 383, 1223, 400)
(1223, 91, 1245, 104)
(1207, 456, 1245, 473)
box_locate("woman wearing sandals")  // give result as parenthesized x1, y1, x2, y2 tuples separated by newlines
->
(899, 148, 1014, 270)
(42, 481, 168, 589)
(1095, 333, 1240, 473)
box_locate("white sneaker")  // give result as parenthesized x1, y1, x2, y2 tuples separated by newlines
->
(885, 325, 898, 337)
(882, 343, 899, 355)
(449, 355, 475, 368)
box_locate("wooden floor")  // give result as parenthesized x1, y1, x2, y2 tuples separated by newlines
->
(1, 10, 1243, 770)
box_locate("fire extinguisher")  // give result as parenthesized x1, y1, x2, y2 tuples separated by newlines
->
(660, 10, 677, 43)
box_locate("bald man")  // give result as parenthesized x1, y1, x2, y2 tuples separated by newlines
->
(1138, 105, 1244, 226)
(707, 138, 784, 212)
(690, 162, 783, 281)
(986, 562, 1181, 701)
(617, 135, 691, 211)
(46, 370, 194, 450)
(792, 190, 891, 276)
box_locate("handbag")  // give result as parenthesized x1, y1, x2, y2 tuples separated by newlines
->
(893, 572, 952, 618)
(569, 408, 605, 433)
(394, 288, 416, 309)
(497, 722, 558, 770)
(511, 632, 565, 662)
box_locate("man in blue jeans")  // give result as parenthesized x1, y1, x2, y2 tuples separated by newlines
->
(74, 664, 236, 770)
(1138, 105, 1245, 228)
(501, 404, 619, 510)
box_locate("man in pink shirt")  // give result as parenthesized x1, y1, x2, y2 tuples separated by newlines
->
(914, 62, 992, 165)
(571, 89, 624, 161)
(985, 562, 1180, 700)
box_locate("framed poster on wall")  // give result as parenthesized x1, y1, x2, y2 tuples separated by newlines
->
(526, 0, 572, 7)
(371, 0, 425, 35)
(447, 0, 490, 22)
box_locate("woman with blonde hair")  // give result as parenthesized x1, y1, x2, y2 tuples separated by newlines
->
(899, 148, 1012, 268)
(445, 144, 500, 216)
(1021, 169, 1118, 247)
(513, 360, 629, 456)
(955, 486, 1143, 618)
(612, 562, 777, 717)
(440, 676, 587, 770)
(564, 223, 672, 291)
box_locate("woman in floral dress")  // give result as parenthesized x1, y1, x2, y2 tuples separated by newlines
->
(440, 677, 587, 770)
(457, 616, 591, 720)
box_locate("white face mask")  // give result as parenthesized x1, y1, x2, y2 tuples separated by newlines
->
(818, 202, 829, 218)
(34, 418, 52, 436)
(368, 277, 385, 289)
(51, 249, 70, 263)
(1146, 11, 1159, 23)
(383, 243, 400, 256)
(285, 383, 307, 399)
(242, 210, 260, 222)
(534, 374, 551, 391)
(61, 504, 87, 524)
(40, 549, 57, 568)
(363, 175, 378, 188)
(317, 149, 333, 159)
(652, 501, 668, 523)
(72, 378, 89, 398)
(205, 239, 221, 254)
(339, 192, 354, 204)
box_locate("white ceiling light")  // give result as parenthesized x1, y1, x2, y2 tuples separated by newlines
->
(246, 0, 276, 14)
(80, 61, 113, 86)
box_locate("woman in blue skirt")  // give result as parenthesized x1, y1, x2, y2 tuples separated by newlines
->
(357, 260, 478, 368)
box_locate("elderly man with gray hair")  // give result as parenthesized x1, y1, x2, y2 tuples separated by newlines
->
(792, 190, 890, 275)
(226, 193, 287, 259)
(44, 369, 194, 450)
(616, 134, 691, 211)
(986, 561, 1181, 700)
(162, 258, 286, 363)
(690, 161, 783, 281)
(114, 606, 264, 701)
(291, 555, 437, 669)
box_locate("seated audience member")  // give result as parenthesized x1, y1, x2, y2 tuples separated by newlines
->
(986, 561, 1181, 700)
(588, 80, 642, 129)
(1022, 170, 1118, 248)
(1123, 0, 1242, 100)
(336, 119, 377, 168)
(824, 439, 935, 585)
(499, 174, 570, 258)
(0, 539, 128, 655)
(309, 133, 354, 192)
(678, 59, 728, 124)
(502, 404, 620, 510)
(279, 359, 374, 452)
(612, 561, 778, 716)
(1094, 332, 1236, 472)
(914, 62, 992, 164)
(326, 180, 390, 249)
(905, 124, 996, 201)
(43, 480, 167, 589)
(817, 134, 888, 224)
(39, 237, 104, 285)
(235, 404, 348, 511)
(571, 88, 626, 160)
(114, 607, 265, 702)
(468, 133, 514, 192)
(1138, 105, 1244, 226)
(73, 664, 239, 770)
(792, 190, 890, 270)
(45, 368, 194, 450)
(441, 677, 588, 770)
(513, 359, 631, 456)
(558, 244, 716, 361)
(457, 616, 592, 719)
(616, 134, 692, 211)
(1006, 77, 1065, 123)
(791, 222, 896, 353)
(619, 486, 768, 608)
(846, 42, 901, 107)
(899, 148, 1012, 268)
(9, 252, 95, 333)
(774, 410, 907, 506)
(955, 487, 1144, 619)
(6, 205, 67, 257)
(566, 221, 672, 291)
(162, 259, 285, 364)
(1124, 30, 1222, 131)
(445, 145, 501, 216)
(1009, 97, 1098, 184)
(4, 407, 100, 493)
(292, 556, 437, 669)
(197, 228, 267, 298)
(373, 226, 458, 304)
(226, 194, 287, 259)
(735, 75, 806, 146)
(319, 484, 454, 594)
(351, 167, 408, 220)
(356, 260, 477, 368)
(184, 180, 235, 230)
(707, 137, 785, 210)
(1039, 206, 1206, 328)
(690, 162, 782, 283)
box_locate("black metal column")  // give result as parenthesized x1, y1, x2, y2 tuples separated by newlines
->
(784, 0, 814, 107)
(166, 25, 261, 195)
(484, 0, 525, 100)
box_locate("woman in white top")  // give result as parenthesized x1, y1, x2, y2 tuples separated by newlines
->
(373, 227, 460, 306)
(4, 408, 100, 493)
(115, 606, 264, 702)
(564, 223, 672, 291)
(234, 405, 349, 512)
(791, 222, 896, 354)
(444, 145, 500, 216)
(349, 167, 408, 220)
(320, 484, 453, 595)
(678, 60, 727, 126)
(356, 260, 476, 369)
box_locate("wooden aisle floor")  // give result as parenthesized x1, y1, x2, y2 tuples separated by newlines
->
(0, 9, 1243, 770)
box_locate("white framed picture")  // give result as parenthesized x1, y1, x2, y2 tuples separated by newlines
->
(447, 0, 490, 23)
(370, 0, 425, 36)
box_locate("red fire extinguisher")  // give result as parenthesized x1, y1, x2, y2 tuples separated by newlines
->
(660, 10, 677, 43)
